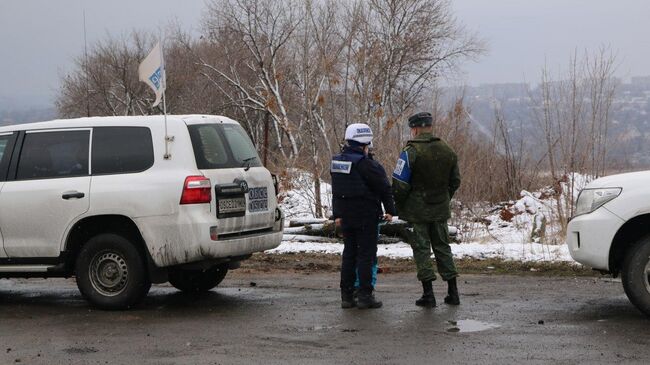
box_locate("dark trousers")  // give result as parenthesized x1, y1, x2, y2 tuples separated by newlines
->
(340, 218, 379, 295)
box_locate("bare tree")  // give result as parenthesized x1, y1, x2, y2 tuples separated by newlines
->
(57, 32, 159, 117)
(492, 102, 539, 199)
(201, 0, 302, 159)
(344, 0, 484, 135)
(586, 47, 618, 177)
(57, 0, 484, 218)
(531, 49, 618, 233)
(289, 0, 346, 217)
(56, 30, 218, 119)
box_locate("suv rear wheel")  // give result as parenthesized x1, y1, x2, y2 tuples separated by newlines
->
(75, 233, 151, 310)
(168, 265, 228, 293)
(621, 235, 650, 316)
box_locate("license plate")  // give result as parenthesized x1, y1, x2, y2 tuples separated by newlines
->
(218, 197, 246, 214)
(248, 199, 268, 212)
(248, 187, 269, 212)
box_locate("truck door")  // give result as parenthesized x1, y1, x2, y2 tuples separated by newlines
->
(0, 132, 18, 258)
(0, 129, 91, 258)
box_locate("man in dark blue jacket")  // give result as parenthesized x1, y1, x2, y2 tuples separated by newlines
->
(331, 123, 397, 309)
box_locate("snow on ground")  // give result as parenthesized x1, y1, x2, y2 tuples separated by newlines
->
(272, 171, 588, 263)
(455, 173, 591, 246)
(270, 237, 572, 262)
(278, 170, 332, 220)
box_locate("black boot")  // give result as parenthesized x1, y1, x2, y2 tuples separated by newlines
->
(357, 292, 382, 309)
(415, 280, 436, 307)
(341, 290, 356, 309)
(444, 278, 460, 305)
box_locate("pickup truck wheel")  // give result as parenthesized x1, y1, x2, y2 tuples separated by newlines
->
(621, 236, 650, 316)
(75, 233, 151, 310)
(168, 266, 228, 293)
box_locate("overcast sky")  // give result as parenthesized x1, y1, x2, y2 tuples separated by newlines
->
(1, 0, 649, 109)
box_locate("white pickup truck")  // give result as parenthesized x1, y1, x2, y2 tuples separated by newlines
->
(0, 115, 283, 309)
(567, 171, 650, 316)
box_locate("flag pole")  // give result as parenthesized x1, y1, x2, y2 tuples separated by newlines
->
(163, 86, 171, 160)
(161, 38, 172, 160)
(138, 38, 171, 158)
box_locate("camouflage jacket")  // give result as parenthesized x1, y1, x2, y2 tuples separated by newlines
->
(392, 133, 461, 222)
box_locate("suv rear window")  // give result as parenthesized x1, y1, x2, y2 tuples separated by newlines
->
(16, 130, 90, 180)
(188, 124, 262, 169)
(92, 127, 154, 175)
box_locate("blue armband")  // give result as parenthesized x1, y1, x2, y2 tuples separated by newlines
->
(392, 151, 411, 184)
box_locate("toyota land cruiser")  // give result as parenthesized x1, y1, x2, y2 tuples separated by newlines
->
(0, 114, 283, 309)
(568, 171, 650, 316)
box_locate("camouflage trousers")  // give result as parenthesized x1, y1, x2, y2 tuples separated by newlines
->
(409, 222, 458, 282)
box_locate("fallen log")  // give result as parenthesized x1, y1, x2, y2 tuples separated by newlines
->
(378, 236, 402, 245)
(284, 219, 458, 243)
(288, 218, 329, 227)
(281, 234, 340, 243)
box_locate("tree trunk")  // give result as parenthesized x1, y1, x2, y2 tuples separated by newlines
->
(313, 171, 323, 218)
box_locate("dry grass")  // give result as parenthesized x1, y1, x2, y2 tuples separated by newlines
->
(242, 252, 597, 277)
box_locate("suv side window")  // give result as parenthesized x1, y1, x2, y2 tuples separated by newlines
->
(0, 133, 17, 181)
(16, 130, 90, 180)
(92, 127, 154, 175)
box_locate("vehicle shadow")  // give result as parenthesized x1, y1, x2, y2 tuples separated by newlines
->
(0, 282, 270, 316)
(141, 287, 267, 312)
(572, 295, 649, 322)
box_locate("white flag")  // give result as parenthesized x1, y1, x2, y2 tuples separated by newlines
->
(138, 42, 166, 107)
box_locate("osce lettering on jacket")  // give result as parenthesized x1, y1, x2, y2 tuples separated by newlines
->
(331, 160, 353, 174)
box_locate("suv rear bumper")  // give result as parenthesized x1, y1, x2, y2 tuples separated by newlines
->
(566, 207, 624, 271)
(135, 207, 283, 267)
(203, 228, 283, 259)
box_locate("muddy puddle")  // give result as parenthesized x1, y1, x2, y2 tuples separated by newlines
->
(446, 319, 500, 333)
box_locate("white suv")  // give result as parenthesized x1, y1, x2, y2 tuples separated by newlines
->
(0, 115, 283, 309)
(567, 171, 650, 315)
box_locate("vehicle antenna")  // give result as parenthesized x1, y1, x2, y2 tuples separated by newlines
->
(83, 7, 90, 117)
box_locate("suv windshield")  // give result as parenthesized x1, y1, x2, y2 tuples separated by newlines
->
(188, 123, 262, 169)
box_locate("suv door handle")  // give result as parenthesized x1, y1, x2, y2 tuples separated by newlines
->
(62, 191, 85, 200)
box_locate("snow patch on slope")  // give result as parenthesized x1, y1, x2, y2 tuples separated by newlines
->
(278, 170, 332, 220)
(272, 171, 590, 263)
(269, 239, 572, 262)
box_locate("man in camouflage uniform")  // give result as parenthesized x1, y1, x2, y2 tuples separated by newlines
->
(392, 112, 461, 307)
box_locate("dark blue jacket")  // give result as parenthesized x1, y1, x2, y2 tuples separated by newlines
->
(330, 146, 397, 223)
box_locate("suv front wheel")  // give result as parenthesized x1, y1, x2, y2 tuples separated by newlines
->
(621, 236, 650, 316)
(75, 233, 152, 310)
(168, 266, 228, 293)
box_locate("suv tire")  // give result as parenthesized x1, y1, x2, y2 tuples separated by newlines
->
(168, 266, 228, 293)
(75, 233, 151, 310)
(621, 236, 650, 316)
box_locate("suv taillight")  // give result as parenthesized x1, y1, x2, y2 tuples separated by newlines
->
(180, 176, 212, 204)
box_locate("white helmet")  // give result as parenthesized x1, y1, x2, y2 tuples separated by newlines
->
(345, 123, 373, 146)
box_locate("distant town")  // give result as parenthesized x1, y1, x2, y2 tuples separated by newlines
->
(450, 76, 650, 168)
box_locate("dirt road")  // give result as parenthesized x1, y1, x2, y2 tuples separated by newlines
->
(0, 270, 648, 364)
